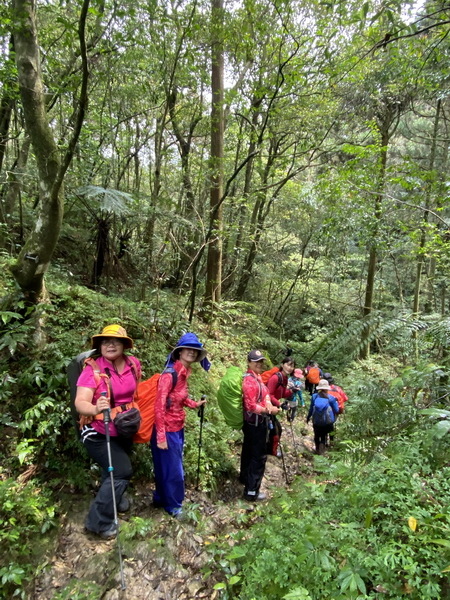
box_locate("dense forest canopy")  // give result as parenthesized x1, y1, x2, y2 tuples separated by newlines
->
(1, 0, 449, 329)
(1, 0, 450, 598)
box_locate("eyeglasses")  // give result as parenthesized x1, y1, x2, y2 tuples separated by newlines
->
(101, 338, 123, 347)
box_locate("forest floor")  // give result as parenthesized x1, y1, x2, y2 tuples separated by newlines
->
(31, 418, 317, 600)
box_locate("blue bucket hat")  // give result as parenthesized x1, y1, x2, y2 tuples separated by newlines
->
(166, 332, 211, 371)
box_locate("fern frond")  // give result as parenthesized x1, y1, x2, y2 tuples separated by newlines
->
(76, 185, 133, 216)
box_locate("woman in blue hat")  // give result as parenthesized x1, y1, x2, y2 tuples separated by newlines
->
(151, 333, 209, 517)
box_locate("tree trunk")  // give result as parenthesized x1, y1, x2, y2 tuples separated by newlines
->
(360, 128, 389, 359)
(91, 218, 109, 287)
(1, 136, 30, 232)
(0, 36, 15, 176)
(413, 99, 440, 316)
(204, 0, 224, 310)
(11, 0, 89, 301)
(168, 85, 202, 287)
(11, 0, 64, 299)
(223, 94, 262, 294)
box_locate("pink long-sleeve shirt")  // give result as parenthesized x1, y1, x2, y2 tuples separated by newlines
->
(154, 360, 200, 445)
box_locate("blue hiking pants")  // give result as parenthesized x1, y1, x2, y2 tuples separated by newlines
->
(151, 428, 185, 515)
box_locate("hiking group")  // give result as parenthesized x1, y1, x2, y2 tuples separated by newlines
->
(70, 324, 348, 540)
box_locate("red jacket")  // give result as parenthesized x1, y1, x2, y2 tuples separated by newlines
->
(155, 360, 200, 445)
(266, 371, 292, 407)
(242, 370, 269, 418)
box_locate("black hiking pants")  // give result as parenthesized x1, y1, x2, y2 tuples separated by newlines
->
(313, 423, 334, 454)
(240, 418, 268, 497)
(305, 381, 317, 395)
(83, 433, 133, 533)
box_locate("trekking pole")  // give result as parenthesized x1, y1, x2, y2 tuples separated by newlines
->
(195, 395, 206, 490)
(278, 441, 290, 485)
(289, 420, 297, 454)
(103, 407, 126, 590)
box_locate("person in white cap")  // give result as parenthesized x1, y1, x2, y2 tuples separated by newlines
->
(306, 379, 339, 455)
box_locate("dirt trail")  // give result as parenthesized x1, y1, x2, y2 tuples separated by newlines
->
(32, 420, 315, 600)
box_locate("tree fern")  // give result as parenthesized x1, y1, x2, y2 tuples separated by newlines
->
(76, 185, 133, 216)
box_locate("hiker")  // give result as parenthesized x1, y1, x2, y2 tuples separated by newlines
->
(266, 357, 295, 453)
(266, 356, 295, 407)
(75, 324, 141, 539)
(240, 349, 280, 501)
(304, 361, 323, 394)
(306, 379, 339, 455)
(287, 368, 305, 421)
(151, 333, 209, 518)
(323, 372, 349, 414)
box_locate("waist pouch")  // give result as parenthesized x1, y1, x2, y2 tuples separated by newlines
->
(114, 407, 141, 437)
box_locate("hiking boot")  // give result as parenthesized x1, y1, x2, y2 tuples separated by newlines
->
(172, 510, 187, 521)
(243, 492, 267, 502)
(99, 525, 117, 539)
(118, 495, 130, 512)
(85, 525, 117, 539)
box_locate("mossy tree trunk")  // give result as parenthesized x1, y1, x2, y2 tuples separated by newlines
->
(11, 0, 89, 302)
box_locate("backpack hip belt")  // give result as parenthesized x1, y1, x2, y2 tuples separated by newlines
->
(79, 401, 137, 428)
(245, 412, 269, 426)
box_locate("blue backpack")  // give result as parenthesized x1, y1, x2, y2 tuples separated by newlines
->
(312, 394, 335, 426)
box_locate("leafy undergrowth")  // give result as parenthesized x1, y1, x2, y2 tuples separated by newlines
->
(2, 262, 450, 599)
(29, 417, 314, 600)
(211, 430, 450, 600)
(21, 414, 450, 600)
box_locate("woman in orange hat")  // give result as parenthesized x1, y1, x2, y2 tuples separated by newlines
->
(75, 324, 141, 538)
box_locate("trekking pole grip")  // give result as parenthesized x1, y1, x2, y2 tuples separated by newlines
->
(198, 395, 206, 419)
(100, 391, 111, 423)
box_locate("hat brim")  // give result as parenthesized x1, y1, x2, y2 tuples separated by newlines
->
(171, 345, 207, 363)
(91, 334, 133, 349)
(317, 385, 331, 391)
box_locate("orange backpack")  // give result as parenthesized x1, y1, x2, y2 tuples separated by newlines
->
(261, 366, 280, 384)
(306, 367, 321, 384)
(133, 368, 177, 444)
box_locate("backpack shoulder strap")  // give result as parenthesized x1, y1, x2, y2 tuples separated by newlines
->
(127, 355, 141, 381)
(162, 367, 178, 392)
(276, 371, 283, 388)
(245, 371, 263, 401)
(84, 357, 108, 387)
